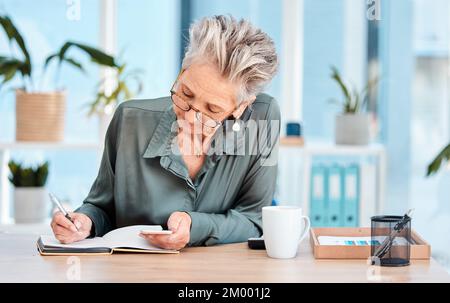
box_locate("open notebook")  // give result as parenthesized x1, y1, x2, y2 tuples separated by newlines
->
(37, 225, 179, 255)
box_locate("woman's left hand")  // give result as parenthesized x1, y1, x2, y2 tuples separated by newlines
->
(139, 211, 191, 250)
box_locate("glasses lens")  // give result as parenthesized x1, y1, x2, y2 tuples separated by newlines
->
(172, 94, 190, 111)
(196, 111, 219, 129)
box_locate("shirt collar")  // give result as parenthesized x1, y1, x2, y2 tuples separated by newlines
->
(142, 98, 253, 159)
(142, 102, 176, 158)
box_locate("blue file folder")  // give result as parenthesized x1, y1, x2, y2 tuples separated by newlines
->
(310, 164, 327, 227)
(343, 164, 360, 227)
(327, 164, 344, 227)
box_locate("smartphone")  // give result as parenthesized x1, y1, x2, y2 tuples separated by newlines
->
(247, 237, 265, 250)
(140, 230, 173, 235)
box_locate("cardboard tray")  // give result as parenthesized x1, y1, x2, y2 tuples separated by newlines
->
(310, 227, 431, 259)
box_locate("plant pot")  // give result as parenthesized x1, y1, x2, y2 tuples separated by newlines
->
(335, 113, 370, 145)
(13, 187, 49, 223)
(15, 89, 66, 141)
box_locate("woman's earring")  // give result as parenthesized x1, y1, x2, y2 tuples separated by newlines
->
(232, 120, 240, 132)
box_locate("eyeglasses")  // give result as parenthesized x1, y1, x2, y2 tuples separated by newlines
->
(170, 69, 237, 130)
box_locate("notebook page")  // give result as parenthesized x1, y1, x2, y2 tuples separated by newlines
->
(40, 235, 110, 249)
(102, 225, 166, 250)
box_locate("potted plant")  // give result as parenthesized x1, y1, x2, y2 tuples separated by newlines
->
(0, 14, 118, 142)
(86, 61, 143, 141)
(329, 66, 378, 145)
(8, 160, 49, 223)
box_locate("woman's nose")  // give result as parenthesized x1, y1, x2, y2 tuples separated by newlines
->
(184, 108, 197, 124)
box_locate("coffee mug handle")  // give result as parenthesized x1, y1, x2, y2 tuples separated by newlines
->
(298, 216, 311, 244)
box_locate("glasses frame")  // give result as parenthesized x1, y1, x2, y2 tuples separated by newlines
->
(170, 69, 240, 130)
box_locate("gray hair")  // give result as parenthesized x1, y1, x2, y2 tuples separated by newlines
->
(182, 15, 279, 103)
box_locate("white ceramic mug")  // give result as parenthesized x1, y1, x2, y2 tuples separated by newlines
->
(262, 206, 311, 259)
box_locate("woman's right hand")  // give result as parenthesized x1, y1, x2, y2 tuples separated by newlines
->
(50, 211, 93, 244)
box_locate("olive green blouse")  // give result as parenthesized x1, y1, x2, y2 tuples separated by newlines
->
(75, 93, 280, 246)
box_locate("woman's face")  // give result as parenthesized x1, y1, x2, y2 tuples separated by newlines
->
(171, 62, 244, 137)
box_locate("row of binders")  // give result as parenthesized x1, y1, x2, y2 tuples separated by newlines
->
(310, 163, 360, 227)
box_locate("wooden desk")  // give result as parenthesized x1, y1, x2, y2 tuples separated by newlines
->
(0, 232, 449, 283)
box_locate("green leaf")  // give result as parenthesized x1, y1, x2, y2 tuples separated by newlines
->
(35, 161, 49, 186)
(61, 57, 84, 72)
(352, 86, 360, 113)
(122, 82, 132, 100)
(0, 56, 29, 85)
(2, 65, 17, 83)
(0, 16, 32, 90)
(7, 160, 49, 187)
(45, 41, 118, 87)
(43, 53, 58, 70)
(0, 15, 31, 70)
(52, 41, 117, 68)
(21, 168, 35, 187)
(427, 143, 450, 177)
(8, 160, 20, 186)
(118, 63, 126, 74)
(330, 66, 353, 113)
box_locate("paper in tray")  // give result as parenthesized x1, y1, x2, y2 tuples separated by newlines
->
(310, 227, 431, 259)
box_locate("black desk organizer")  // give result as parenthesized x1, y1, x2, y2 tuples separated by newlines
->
(371, 215, 411, 267)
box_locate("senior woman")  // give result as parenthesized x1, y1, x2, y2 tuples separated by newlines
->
(50, 15, 280, 250)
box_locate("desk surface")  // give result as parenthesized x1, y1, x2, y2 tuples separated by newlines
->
(1, 232, 449, 283)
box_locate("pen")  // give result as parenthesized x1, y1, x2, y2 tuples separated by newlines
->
(49, 193, 79, 232)
(371, 209, 414, 264)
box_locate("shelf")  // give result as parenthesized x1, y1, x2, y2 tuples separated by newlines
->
(0, 141, 101, 151)
(280, 140, 385, 156)
(280, 136, 305, 146)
